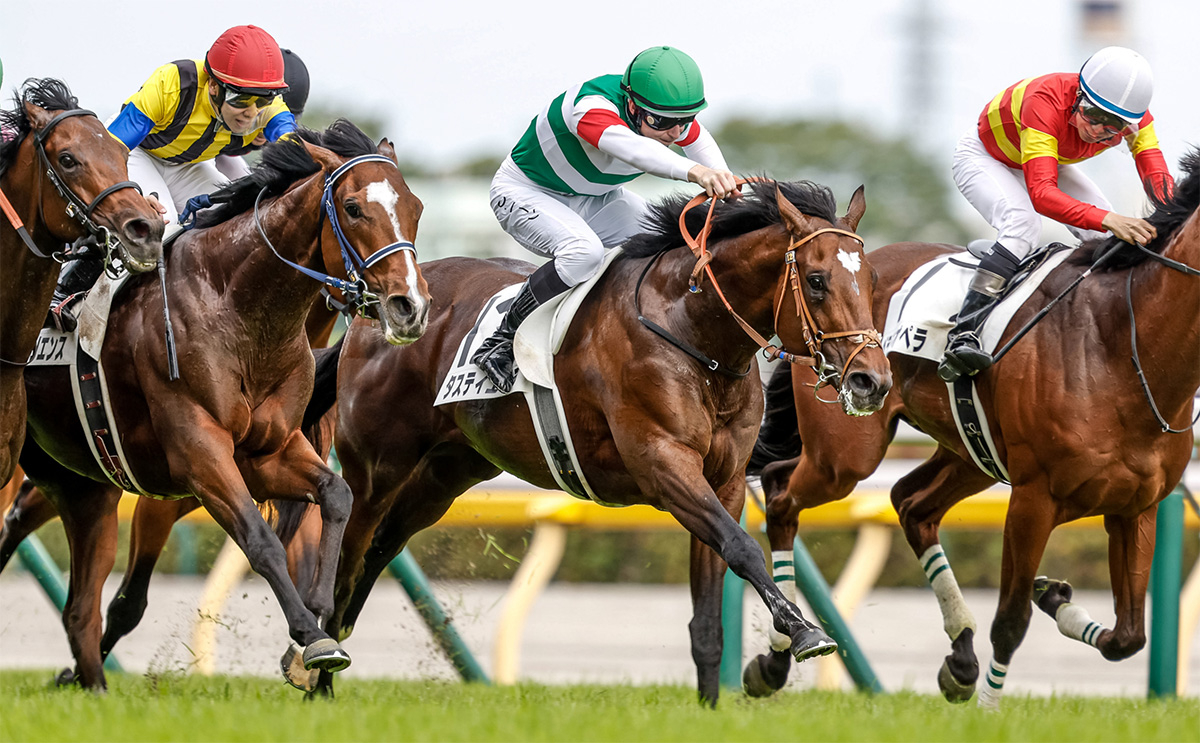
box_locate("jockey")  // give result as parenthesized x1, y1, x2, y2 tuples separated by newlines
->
(50, 27, 303, 331)
(938, 46, 1174, 382)
(473, 45, 738, 393)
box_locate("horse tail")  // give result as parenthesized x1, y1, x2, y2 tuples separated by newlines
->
(747, 363, 802, 476)
(303, 334, 344, 431)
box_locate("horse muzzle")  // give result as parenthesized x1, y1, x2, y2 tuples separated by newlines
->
(379, 292, 430, 346)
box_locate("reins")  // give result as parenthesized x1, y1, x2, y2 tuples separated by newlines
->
(650, 177, 880, 392)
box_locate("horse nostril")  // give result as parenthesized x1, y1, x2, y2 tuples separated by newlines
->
(125, 218, 152, 242)
(847, 371, 877, 398)
(387, 294, 414, 320)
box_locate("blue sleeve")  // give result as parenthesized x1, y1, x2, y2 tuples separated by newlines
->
(264, 111, 298, 142)
(107, 103, 155, 150)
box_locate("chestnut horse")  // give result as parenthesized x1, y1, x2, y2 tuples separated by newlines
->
(5, 120, 430, 690)
(1, 78, 162, 488)
(289, 180, 892, 703)
(745, 148, 1200, 707)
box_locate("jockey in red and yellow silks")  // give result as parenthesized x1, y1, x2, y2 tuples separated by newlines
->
(938, 46, 1175, 383)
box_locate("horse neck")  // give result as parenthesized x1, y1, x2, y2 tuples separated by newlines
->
(665, 227, 787, 365)
(1131, 211, 1200, 416)
(0, 148, 66, 361)
(210, 174, 329, 336)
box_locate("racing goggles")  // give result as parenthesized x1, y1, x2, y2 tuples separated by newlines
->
(1076, 102, 1129, 139)
(641, 110, 695, 131)
(222, 87, 279, 110)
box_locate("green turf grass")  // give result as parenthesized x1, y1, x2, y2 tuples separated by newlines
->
(1, 671, 1196, 743)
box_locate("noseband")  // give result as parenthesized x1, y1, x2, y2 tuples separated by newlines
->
(25, 109, 142, 261)
(675, 178, 881, 393)
(251, 153, 417, 317)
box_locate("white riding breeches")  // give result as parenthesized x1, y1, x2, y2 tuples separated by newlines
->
(126, 148, 230, 227)
(951, 128, 1112, 260)
(490, 156, 648, 287)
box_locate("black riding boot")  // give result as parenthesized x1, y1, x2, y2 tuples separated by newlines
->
(472, 260, 571, 393)
(937, 242, 1020, 382)
(49, 255, 106, 332)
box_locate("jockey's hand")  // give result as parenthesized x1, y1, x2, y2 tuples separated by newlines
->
(688, 165, 739, 199)
(145, 192, 169, 224)
(1101, 212, 1156, 246)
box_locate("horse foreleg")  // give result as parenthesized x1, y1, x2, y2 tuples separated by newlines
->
(184, 444, 346, 674)
(979, 491, 1056, 709)
(1033, 509, 1155, 662)
(0, 480, 58, 571)
(101, 497, 199, 661)
(688, 475, 745, 706)
(891, 448, 995, 704)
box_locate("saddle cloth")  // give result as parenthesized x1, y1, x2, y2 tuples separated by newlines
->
(433, 249, 626, 503)
(882, 246, 1075, 363)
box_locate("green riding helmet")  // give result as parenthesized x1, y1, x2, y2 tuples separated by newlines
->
(620, 46, 707, 116)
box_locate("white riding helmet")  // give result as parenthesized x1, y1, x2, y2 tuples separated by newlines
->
(1079, 46, 1154, 124)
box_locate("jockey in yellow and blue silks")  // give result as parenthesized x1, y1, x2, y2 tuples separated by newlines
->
(49, 25, 298, 331)
(106, 24, 295, 226)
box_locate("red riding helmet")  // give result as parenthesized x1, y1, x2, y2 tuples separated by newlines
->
(205, 25, 288, 94)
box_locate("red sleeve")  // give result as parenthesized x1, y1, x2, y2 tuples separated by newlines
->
(1133, 148, 1175, 203)
(1022, 156, 1109, 232)
(674, 122, 701, 147)
(576, 109, 627, 148)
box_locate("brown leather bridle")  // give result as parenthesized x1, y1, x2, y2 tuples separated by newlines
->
(677, 177, 882, 394)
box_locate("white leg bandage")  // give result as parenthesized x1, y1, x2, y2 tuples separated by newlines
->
(1055, 602, 1105, 647)
(770, 550, 796, 651)
(920, 544, 977, 641)
(977, 658, 1008, 709)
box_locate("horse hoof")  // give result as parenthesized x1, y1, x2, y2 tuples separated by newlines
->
(1032, 576, 1073, 616)
(302, 638, 352, 673)
(937, 657, 975, 704)
(53, 668, 76, 687)
(790, 624, 838, 662)
(280, 642, 320, 692)
(742, 651, 791, 697)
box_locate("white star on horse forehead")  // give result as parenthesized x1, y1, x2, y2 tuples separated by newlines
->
(837, 249, 862, 274)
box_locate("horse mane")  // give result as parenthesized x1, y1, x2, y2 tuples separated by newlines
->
(0, 78, 80, 178)
(1074, 146, 1200, 271)
(623, 178, 839, 258)
(194, 118, 379, 229)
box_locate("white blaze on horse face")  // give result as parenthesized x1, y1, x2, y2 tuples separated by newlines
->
(837, 248, 862, 296)
(366, 180, 421, 298)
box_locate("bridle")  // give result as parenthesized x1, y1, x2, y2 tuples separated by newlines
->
(0, 108, 142, 262)
(250, 153, 416, 318)
(660, 177, 881, 394)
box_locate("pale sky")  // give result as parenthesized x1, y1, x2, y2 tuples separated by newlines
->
(3, 0, 1196, 221)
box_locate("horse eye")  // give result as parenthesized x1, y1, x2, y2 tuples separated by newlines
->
(806, 274, 827, 293)
(58, 153, 78, 169)
(344, 202, 363, 219)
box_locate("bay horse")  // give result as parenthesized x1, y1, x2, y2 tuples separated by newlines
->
(744, 148, 1200, 707)
(1, 78, 162, 488)
(291, 179, 892, 703)
(6, 120, 430, 691)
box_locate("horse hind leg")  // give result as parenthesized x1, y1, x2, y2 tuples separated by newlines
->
(101, 497, 200, 661)
(891, 447, 996, 704)
(0, 480, 59, 571)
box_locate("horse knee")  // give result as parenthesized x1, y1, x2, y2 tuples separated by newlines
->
(688, 615, 723, 670)
(1099, 628, 1145, 661)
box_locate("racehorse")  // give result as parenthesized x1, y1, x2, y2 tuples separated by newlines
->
(290, 179, 892, 703)
(0, 78, 162, 488)
(744, 148, 1200, 707)
(6, 120, 430, 691)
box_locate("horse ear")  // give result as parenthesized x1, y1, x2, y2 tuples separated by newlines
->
(23, 101, 54, 133)
(841, 185, 867, 232)
(377, 138, 399, 165)
(300, 139, 342, 172)
(775, 185, 814, 235)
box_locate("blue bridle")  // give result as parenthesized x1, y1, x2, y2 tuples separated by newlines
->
(182, 153, 416, 317)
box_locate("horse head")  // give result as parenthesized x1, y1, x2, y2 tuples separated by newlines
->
(304, 136, 430, 345)
(771, 184, 891, 415)
(14, 85, 162, 271)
